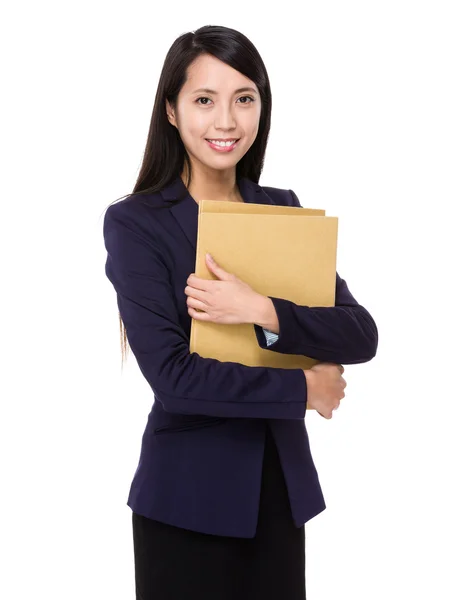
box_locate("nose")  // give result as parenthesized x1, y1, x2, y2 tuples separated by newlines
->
(214, 103, 237, 131)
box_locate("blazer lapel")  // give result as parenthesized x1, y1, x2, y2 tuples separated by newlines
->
(161, 175, 275, 251)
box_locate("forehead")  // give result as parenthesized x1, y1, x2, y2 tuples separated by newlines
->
(183, 54, 258, 94)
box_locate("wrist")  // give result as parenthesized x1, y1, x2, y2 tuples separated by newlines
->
(304, 369, 312, 387)
(253, 295, 279, 334)
(303, 369, 313, 402)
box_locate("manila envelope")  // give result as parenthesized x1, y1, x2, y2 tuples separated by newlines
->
(189, 201, 338, 409)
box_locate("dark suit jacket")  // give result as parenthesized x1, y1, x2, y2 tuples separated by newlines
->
(103, 175, 378, 538)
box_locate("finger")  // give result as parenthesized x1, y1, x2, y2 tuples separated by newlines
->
(185, 285, 209, 301)
(187, 306, 210, 321)
(317, 410, 331, 419)
(206, 254, 234, 281)
(186, 274, 213, 291)
(186, 296, 208, 311)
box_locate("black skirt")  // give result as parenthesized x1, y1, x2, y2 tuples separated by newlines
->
(131, 424, 306, 600)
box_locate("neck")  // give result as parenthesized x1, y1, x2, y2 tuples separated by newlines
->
(181, 165, 242, 204)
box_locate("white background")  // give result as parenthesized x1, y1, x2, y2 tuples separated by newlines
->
(2, 1, 449, 598)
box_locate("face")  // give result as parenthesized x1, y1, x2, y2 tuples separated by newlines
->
(166, 53, 262, 178)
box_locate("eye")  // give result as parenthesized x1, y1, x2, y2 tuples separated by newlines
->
(237, 96, 255, 104)
(195, 97, 213, 105)
(195, 96, 255, 106)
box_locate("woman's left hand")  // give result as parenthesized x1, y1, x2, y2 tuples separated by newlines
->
(185, 253, 262, 325)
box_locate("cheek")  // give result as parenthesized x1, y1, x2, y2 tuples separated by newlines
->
(179, 121, 211, 153)
(242, 108, 261, 138)
(178, 107, 209, 136)
(242, 118, 260, 148)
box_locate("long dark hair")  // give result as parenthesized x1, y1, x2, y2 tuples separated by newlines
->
(110, 24, 273, 363)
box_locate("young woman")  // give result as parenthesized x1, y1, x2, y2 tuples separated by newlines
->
(103, 24, 378, 600)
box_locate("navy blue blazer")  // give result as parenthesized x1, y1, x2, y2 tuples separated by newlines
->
(103, 175, 378, 538)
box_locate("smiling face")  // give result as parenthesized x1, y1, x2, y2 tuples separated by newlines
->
(166, 53, 262, 179)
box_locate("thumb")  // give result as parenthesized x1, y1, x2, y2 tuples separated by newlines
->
(206, 253, 233, 280)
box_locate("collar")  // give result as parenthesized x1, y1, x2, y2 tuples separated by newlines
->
(160, 174, 275, 250)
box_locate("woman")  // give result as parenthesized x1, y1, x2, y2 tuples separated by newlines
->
(103, 24, 378, 600)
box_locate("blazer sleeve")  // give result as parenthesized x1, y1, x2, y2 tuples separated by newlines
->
(103, 202, 307, 420)
(253, 189, 379, 364)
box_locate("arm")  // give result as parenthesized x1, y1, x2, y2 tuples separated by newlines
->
(253, 273, 378, 363)
(103, 202, 307, 420)
(252, 189, 378, 364)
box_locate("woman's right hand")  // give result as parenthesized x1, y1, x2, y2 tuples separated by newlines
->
(304, 362, 347, 419)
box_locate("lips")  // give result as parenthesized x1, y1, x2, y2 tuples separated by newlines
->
(205, 139, 241, 155)
(205, 138, 240, 144)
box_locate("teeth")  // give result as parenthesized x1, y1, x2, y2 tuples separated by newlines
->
(208, 139, 237, 147)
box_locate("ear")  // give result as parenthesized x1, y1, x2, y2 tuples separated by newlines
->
(165, 99, 178, 129)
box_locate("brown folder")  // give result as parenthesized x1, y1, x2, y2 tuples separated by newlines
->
(189, 201, 338, 409)
(195, 199, 326, 217)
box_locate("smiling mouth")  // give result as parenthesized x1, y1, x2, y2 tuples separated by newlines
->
(205, 138, 240, 146)
(205, 139, 241, 154)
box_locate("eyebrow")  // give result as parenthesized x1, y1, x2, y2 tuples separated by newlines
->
(191, 87, 259, 95)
